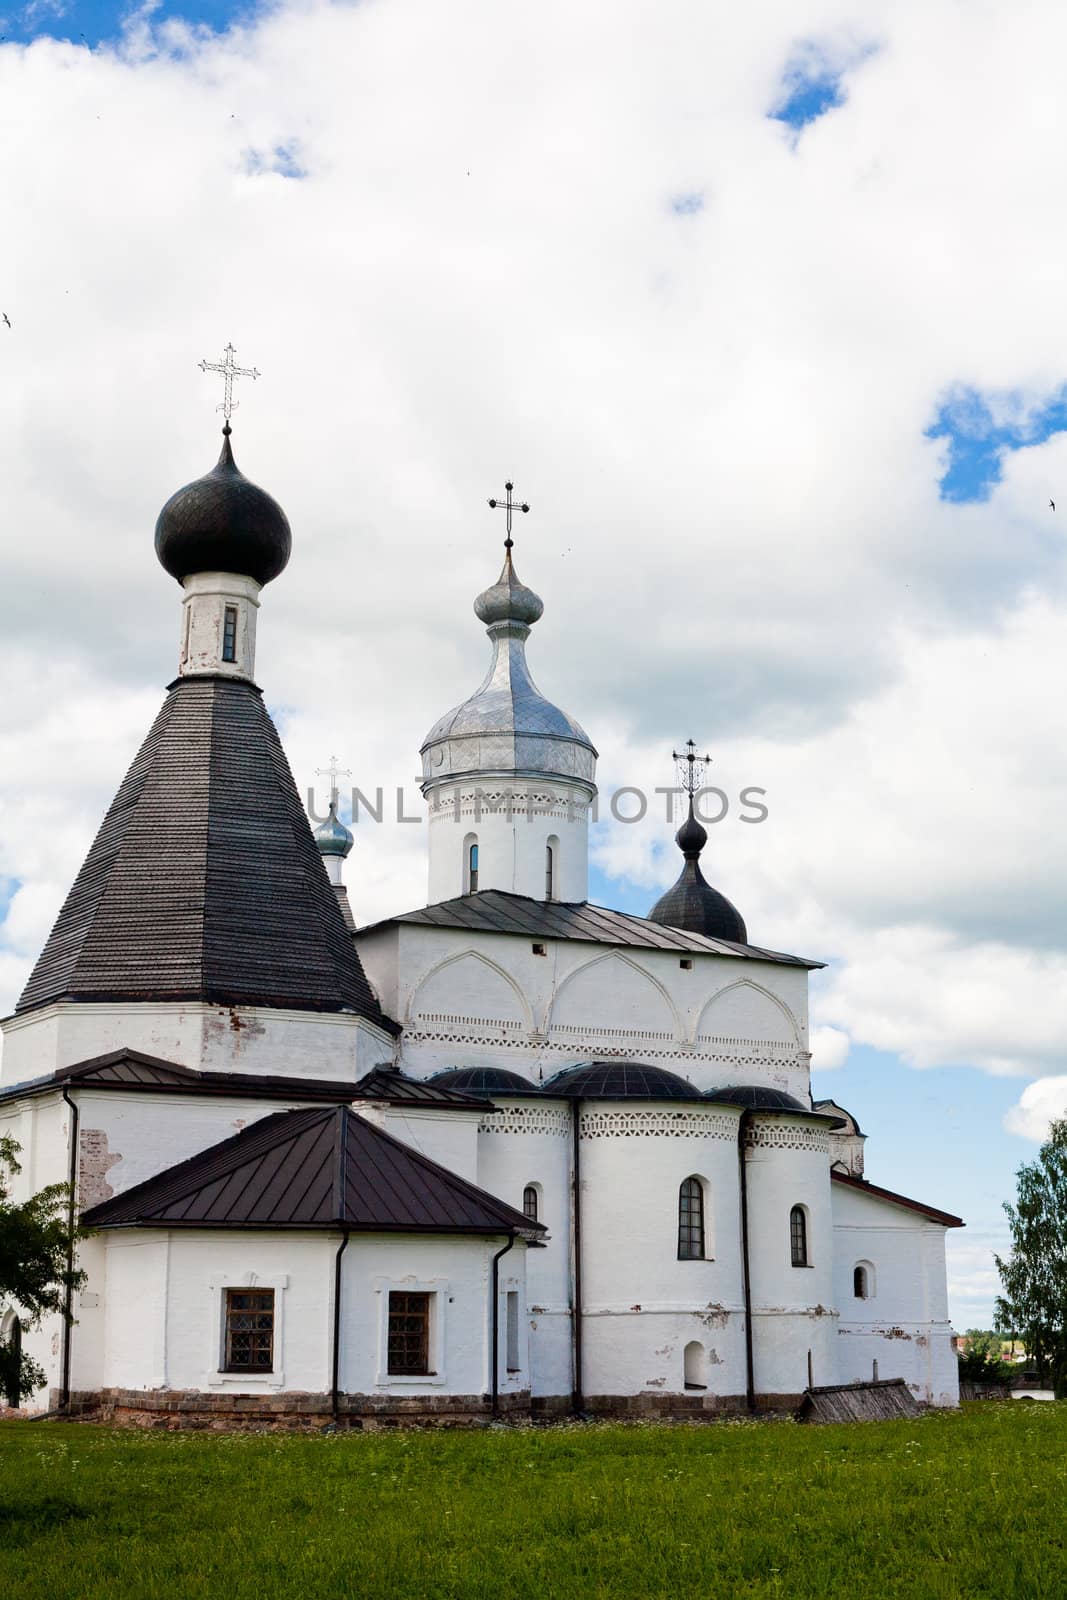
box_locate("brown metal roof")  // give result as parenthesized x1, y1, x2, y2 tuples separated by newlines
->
(0, 1049, 373, 1107)
(831, 1169, 964, 1228)
(360, 890, 822, 967)
(82, 1105, 544, 1235)
(351, 1066, 494, 1112)
(16, 676, 397, 1028)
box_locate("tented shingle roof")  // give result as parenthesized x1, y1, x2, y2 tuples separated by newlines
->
(82, 1105, 543, 1235)
(17, 676, 393, 1026)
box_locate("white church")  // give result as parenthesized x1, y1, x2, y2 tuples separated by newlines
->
(0, 412, 962, 1424)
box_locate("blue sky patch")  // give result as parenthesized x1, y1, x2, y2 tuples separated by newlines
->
(243, 143, 308, 180)
(0, 0, 247, 46)
(670, 192, 704, 218)
(769, 39, 876, 134)
(927, 384, 1067, 502)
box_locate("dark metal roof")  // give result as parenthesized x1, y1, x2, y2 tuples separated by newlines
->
(647, 859, 748, 944)
(82, 1105, 544, 1235)
(831, 1169, 964, 1228)
(352, 1067, 493, 1111)
(431, 1066, 543, 1098)
(0, 1049, 379, 1107)
(814, 1098, 864, 1136)
(360, 890, 821, 968)
(542, 1061, 704, 1100)
(154, 427, 292, 587)
(16, 676, 395, 1028)
(705, 1085, 809, 1113)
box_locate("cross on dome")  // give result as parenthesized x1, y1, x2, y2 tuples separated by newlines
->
(673, 738, 712, 801)
(199, 342, 261, 422)
(316, 755, 352, 808)
(487, 480, 530, 549)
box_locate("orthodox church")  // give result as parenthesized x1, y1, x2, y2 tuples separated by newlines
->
(0, 416, 962, 1424)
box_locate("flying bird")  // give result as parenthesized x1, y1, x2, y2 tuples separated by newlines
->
(1051, 499, 1056, 511)
(2, 314, 10, 329)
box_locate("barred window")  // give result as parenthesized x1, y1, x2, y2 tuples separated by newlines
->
(387, 1291, 431, 1375)
(790, 1205, 809, 1267)
(523, 1185, 539, 1223)
(222, 605, 238, 663)
(677, 1176, 705, 1260)
(223, 1288, 274, 1372)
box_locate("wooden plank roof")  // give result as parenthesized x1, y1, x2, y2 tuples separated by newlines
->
(361, 889, 822, 967)
(82, 1105, 543, 1235)
(16, 677, 395, 1028)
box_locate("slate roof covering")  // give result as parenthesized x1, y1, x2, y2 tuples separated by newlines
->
(351, 1066, 493, 1111)
(0, 1048, 375, 1107)
(82, 1105, 544, 1235)
(542, 1061, 705, 1101)
(431, 1066, 543, 1098)
(16, 676, 394, 1028)
(361, 890, 821, 968)
(830, 1169, 964, 1228)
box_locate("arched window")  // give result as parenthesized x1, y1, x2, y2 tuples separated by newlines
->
(464, 835, 479, 894)
(678, 1177, 706, 1260)
(790, 1205, 809, 1267)
(1, 1312, 22, 1409)
(523, 1185, 539, 1223)
(545, 835, 559, 901)
(853, 1264, 868, 1299)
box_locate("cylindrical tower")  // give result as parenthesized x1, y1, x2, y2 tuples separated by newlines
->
(420, 541, 597, 905)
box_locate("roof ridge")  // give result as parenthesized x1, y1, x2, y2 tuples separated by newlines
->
(348, 1110, 542, 1229)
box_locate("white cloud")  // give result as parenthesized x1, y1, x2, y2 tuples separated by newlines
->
(2, 0, 1067, 1102)
(1004, 1077, 1067, 1143)
(809, 1025, 849, 1071)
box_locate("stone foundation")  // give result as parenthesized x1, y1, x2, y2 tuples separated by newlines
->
(57, 1388, 533, 1431)
(582, 1391, 750, 1419)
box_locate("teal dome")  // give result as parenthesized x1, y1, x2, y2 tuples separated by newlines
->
(315, 800, 353, 859)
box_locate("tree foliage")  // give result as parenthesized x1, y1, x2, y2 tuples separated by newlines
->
(0, 1133, 85, 1404)
(956, 1329, 1013, 1385)
(995, 1117, 1067, 1399)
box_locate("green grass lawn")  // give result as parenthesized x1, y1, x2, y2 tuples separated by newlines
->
(1, 1403, 1063, 1599)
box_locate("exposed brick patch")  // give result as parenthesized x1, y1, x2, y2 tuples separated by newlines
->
(78, 1129, 122, 1208)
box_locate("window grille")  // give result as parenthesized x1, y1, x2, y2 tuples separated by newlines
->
(222, 605, 238, 663)
(223, 1288, 274, 1371)
(523, 1185, 539, 1222)
(677, 1176, 705, 1260)
(387, 1291, 431, 1375)
(790, 1205, 809, 1267)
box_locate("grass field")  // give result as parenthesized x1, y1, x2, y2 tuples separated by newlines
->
(1, 1403, 1064, 1599)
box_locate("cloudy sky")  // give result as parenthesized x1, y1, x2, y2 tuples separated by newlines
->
(3, 0, 1067, 1327)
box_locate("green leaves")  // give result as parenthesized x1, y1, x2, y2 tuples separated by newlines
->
(0, 1137, 85, 1404)
(995, 1117, 1067, 1390)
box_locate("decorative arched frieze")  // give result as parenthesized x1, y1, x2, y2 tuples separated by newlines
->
(544, 951, 683, 1044)
(692, 979, 802, 1067)
(478, 1105, 570, 1138)
(578, 1109, 736, 1142)
(744, 1119, 830, 1155)
(406, 949, 533, 1036)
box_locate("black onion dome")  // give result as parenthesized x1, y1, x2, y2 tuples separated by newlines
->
(647, 800, 747, 943)
(431, 1066, 542, 1097)
(155, 426, 292, 586)
(542, 1061, 704, 1100)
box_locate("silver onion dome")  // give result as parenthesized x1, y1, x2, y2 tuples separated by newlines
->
(314, 799, 354, 859)
(420, 549, 597, 787)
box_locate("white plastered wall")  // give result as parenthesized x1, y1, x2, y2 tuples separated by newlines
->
(831, 1180, 959, 1407)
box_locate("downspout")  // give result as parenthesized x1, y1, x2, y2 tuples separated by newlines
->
(490, 1233, 516, 1417)
(331, 1230, 350, 1421)
(572, 1098, 584, 1414)
(60, 1088, 79, 1414)
(738, 1108, 756, 1412)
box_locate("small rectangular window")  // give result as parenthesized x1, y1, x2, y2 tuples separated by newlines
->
(222, 606, 238, 663)
(387, 1291, 431, 1375)
(679, 958, 693, 970)
(506, 1290, 520, 1373)
(532, 943, 547, 957)
(223, 1288, 274, 1372)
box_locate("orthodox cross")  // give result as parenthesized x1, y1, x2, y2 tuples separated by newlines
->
(487, 480, 530, 549)
(199, 343, 260, 421)
(673, 738, 712, 798)
(316, 755, 352, 809)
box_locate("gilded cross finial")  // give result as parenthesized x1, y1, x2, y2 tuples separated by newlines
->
(316, 755, 352, 809)
(487, 480, 530, 550)
(199, 342, 260, 422)
(673, 738, 712, 798)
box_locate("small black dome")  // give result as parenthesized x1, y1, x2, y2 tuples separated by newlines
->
(704, 1084, 809, 1113)
(647, 800, 747, 943)
(542, 1061, 704, 1100)
(155, 427, 292, 586)
(431, 1066, 541, 1097)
